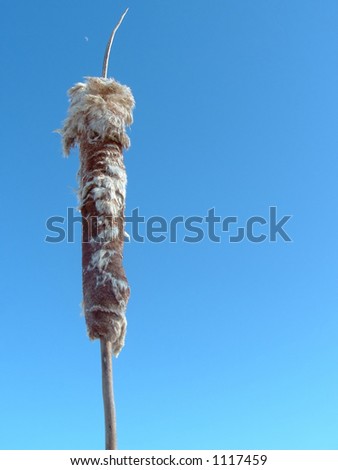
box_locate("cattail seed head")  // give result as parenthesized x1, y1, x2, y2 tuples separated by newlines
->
(61, 77, 135, 356)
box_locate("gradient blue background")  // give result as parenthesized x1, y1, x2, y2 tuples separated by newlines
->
(1, 0, 338, 450)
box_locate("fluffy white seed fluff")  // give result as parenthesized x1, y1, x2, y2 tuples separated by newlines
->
(62, 77, 135, 155)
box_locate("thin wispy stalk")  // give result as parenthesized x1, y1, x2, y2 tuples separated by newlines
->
(102, 7, 129, 78)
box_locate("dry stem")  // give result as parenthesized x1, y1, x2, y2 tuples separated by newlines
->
(102, 8, 129, 78)
(100, 339, 117, 449)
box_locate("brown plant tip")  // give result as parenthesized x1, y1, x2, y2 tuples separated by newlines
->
(61, 77, 135, 356)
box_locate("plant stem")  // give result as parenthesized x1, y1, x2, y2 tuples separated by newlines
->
(102, 7, 129, 78)
(100, 339, 117, 449)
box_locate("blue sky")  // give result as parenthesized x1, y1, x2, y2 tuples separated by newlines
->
(1, 0, 338, 450)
